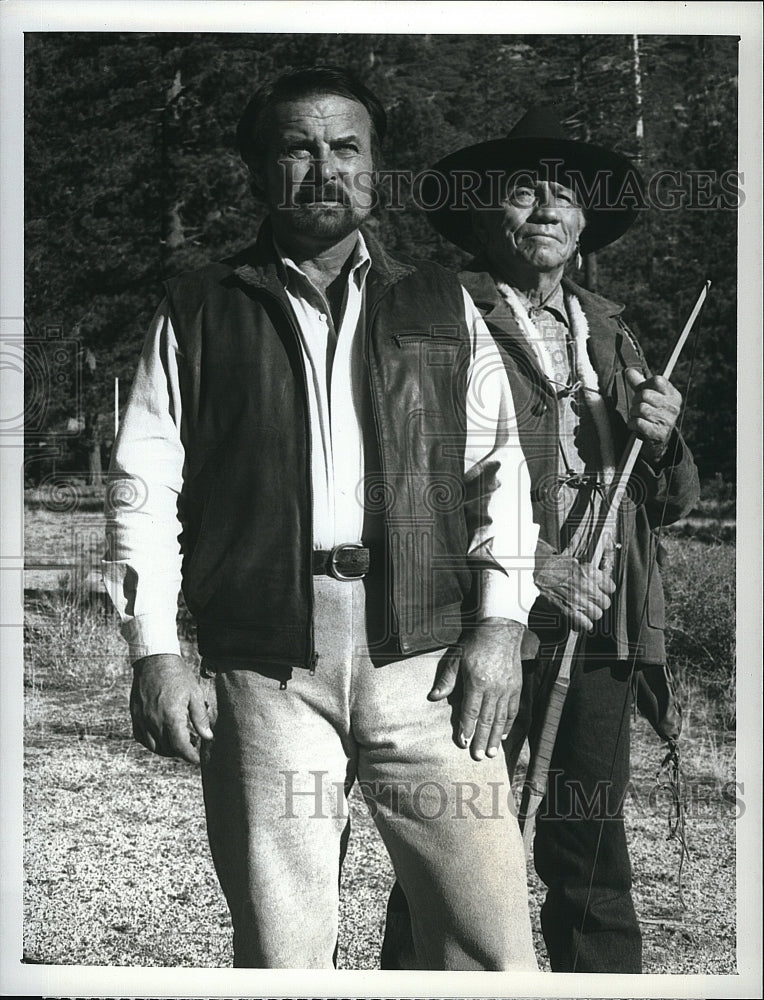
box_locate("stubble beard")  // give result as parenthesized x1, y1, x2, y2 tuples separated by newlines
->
(287, 202, 371, 241)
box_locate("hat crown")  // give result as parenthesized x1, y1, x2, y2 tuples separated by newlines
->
(506, 106, 570, 142)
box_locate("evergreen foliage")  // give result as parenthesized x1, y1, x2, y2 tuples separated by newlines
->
(24, 32, 739, 483)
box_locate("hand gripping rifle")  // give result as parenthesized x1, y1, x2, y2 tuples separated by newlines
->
(518, 281, 711, 856)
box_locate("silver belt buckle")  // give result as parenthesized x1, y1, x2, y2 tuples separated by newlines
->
(329, 543, 366, 581)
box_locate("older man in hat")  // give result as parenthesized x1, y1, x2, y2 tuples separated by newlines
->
(383, 107, 700, 973)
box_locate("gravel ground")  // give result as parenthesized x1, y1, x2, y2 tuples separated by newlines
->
(22, 685, 736, 973)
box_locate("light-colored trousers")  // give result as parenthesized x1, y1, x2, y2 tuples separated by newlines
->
(200, 576, 537, 970)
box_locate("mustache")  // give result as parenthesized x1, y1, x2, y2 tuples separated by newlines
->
(292, 184, 350, 206)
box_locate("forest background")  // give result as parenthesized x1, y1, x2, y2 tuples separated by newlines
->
(24, 31, 738, 488)
(15, 27, 747, 979)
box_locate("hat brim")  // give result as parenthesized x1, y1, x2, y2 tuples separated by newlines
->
(421, 136, 643, 255)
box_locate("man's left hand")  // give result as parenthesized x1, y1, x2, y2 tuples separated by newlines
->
(624, 367, 682, 464)
(428, 617, 525, 761)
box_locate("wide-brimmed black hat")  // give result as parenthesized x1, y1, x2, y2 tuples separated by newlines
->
(422, 106, 643, 255)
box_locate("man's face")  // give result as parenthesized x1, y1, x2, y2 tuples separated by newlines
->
(475, 176, 586, 277)
(259, 93, 376, 245)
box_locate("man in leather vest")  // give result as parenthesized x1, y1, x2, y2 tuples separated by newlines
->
(382, 108, 700, 973)
(104, 69, 541, 969)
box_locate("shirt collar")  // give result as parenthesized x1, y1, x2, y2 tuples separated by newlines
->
(514, 282, 569, 326)
(273, 232, 372, 292)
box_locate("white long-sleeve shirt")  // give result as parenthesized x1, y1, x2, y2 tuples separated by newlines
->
(103, 234, 539, 662)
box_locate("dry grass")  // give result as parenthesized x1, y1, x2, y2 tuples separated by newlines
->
(21, 598, 738, 974)
(21, 502, 739, 972)
(661, 534, 736, 733)
(22, 692, 737, 972)
(25, 590, 129, 693)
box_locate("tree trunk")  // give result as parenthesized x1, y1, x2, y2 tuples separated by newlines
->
(86, 412, 103, 485)
(632, 34, 644, 160)
(583, 253, 598, 293)
(88, 436, 103, 485)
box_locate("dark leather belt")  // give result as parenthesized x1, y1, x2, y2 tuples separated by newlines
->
(312, 543, 370, 580)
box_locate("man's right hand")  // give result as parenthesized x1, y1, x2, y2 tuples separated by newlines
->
(534, 545, 616, 633)
(130, 653, 214, 765)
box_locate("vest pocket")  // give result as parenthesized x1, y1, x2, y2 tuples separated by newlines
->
(392, 329, 463, 347)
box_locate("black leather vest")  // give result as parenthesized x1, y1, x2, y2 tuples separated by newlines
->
(164, 228, 472, 667)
